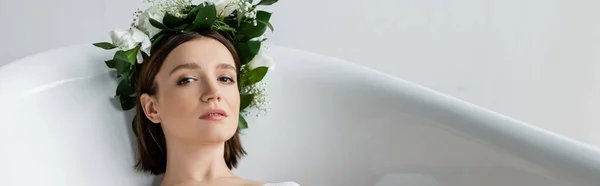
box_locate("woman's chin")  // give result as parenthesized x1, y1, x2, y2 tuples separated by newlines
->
(193, 124, 237, 142)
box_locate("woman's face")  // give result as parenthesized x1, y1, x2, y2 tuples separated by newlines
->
(141, 37, 240, 145)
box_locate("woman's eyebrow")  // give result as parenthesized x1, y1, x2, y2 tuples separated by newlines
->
(169, 62, 236, 75)
(217, 63, 236, 71)
(169, 62, 200, 76)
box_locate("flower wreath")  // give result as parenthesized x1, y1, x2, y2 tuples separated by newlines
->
(93, 0, 278, 129)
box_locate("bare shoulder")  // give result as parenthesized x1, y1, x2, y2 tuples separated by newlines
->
(236, 178, 266, 186)
(261, 181, 300, 186)
(188, 178, 265, 186)
(239, 179, 299, 186)
(201, 177, 298, 186)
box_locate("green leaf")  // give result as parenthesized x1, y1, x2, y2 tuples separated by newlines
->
(213, 22, 236, 32)
(152, 31, 166, 45)
(235, 11, 271, 42)
(235, 41, 261, 65)
(124, 45, 141, 64)
(122, 70, 135, 87)
(105, 60, 116, 68)
(175, 24, 190, 32)
(256, 11, 272, 23)
(116, 78, 135, 97)
(131, 115, 138, 137)
(149, 18, 169, 29)
(240, 94, 255, 111)
(93, 42, 117, 50)
(256, 19, 273, 31)
(256, 0, 278, 6)
(185, 5, 202, 23)
(119, 95, 136, 110)
(244, 66, 269, 85)
(151, 30, 166, 40)
(163, 12, 185, 29)
(191, 3, 217, 30)
(237, 10, 245, 26)
(239, 115, 248, 129)
(113, 51, 131, 74)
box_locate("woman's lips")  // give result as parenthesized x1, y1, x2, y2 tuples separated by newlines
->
(200, 108, 228, 120)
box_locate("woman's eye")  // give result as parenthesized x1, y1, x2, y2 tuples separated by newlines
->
(178, 77, 197, 85)
(218, 76, 235, 83)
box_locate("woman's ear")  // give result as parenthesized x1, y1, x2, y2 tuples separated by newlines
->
(140, 93, 162, 124)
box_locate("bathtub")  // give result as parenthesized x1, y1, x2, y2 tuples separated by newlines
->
(0, 44, 599, 186)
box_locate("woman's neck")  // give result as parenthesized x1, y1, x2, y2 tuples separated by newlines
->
(160, 140, 237, 186)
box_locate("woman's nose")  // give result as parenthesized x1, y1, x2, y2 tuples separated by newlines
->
(200, 79, 222, 103)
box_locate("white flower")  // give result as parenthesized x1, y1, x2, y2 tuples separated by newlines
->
(109, 27, 151, 64)
(248, 45, 274, 70)
(241, 81, 270, 117)
(137, 6, 165, 38)
(212, 0, 240, 18)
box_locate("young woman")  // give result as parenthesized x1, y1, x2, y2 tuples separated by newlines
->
(94, 1, 298, 185)
(135, 29, 296, 186)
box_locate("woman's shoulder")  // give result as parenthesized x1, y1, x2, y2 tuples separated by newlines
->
(262, 181, 300, 186)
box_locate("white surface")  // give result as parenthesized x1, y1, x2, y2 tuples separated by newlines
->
(1, 44, 599, 186)
(1, 0, 599, 147)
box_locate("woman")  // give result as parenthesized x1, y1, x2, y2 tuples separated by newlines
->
(94, 0, 298, 185)
(135, 29, 296, 186)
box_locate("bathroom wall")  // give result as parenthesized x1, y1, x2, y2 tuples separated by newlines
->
(1, 0, 599, 146)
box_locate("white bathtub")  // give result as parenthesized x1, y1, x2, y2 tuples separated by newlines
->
(0, 45, 599, 186)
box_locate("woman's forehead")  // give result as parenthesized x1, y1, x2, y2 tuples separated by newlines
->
(162, 37, 236, 69)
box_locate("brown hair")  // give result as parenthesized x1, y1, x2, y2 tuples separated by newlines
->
(133, 30, 246, 175)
